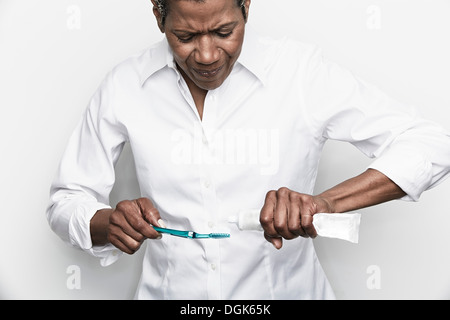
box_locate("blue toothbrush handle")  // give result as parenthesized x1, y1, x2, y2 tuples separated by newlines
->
(152, 226, 230, 239)
(152, 226, 192, 238)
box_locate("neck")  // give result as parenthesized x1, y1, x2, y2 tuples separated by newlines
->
(178, 65, 207, 120)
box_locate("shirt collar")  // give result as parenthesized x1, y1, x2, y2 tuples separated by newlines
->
(237, 25, 268, 86)
(139, 38, 175, 86)
(139, 25, 268, 87)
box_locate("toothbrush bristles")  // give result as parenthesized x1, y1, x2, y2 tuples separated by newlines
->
(211, 233, 230, 238)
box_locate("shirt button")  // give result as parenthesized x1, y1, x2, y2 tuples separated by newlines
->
(210, 263, 217, 271)
(203, 179, 211, 189)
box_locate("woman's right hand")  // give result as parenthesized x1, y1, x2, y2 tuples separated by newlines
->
(90, 197, 164, 254)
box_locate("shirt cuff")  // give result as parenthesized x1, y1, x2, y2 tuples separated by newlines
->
(90, 244, 123, 267)
(368, 145, 433, 202)
(68, 201, 122, 266)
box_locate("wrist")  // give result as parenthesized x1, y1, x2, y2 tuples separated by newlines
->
(90, 208, 113, 246)
(313, 195, 336, 214)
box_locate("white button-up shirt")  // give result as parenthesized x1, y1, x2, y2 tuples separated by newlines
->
(47, 27, 450, 299)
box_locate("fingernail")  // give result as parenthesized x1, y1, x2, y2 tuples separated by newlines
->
(158, 219, 167, 228)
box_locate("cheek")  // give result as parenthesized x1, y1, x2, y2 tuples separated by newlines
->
(173, 52, 189, 68)
(224, 39, 243, 63)
(225, 30, 245, 59)
(231, 41, 242, 58)
(170, 42, 193, 66)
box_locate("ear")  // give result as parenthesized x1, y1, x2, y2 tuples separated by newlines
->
(150, 0, 165, 33)
(243, 0, 251, 22)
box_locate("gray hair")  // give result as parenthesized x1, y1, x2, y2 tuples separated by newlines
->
(154, 0, 247, 26)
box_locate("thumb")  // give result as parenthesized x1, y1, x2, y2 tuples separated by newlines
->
(264, 233, 283, 250)
(135, 197, 163, 227)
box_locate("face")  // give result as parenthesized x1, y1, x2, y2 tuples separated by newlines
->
(154, 0, 250, 91)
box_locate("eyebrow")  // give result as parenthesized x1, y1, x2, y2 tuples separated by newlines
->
(172, 21, 239, 35)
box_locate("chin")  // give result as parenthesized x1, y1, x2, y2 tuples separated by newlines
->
(196, 79, 224, 91)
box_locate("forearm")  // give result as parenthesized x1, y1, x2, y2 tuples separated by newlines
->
(316, 168, 406, 213)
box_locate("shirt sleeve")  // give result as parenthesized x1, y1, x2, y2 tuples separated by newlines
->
(46, 72, 127, 266)
(304, 48, 450, 201)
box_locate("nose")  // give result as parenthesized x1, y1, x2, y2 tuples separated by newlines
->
(194, 34, 220, 65)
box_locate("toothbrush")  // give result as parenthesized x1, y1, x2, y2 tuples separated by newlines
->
(152, 226, 230, 239)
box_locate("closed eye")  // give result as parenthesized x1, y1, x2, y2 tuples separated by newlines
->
(176, 34, 195, 43)
(172, 21, 238, 43)
(216, 31, 233, 38)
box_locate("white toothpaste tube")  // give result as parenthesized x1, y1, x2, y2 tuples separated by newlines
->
(228, 209, 361, 244)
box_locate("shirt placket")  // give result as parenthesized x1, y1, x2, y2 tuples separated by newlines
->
(200, 90, 222, 300)
(176, 74, 223, 299)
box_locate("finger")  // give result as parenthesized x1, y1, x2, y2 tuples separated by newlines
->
(109, 209, 146, 243)
(300, 204, 318, 238)
(273, 188, 297, 240)
(135, 197, 168, 239)
(136, 197, 163, 226)
(260, 190, 277, 237)
(264, 232, 283, 250)
(133, 198, 162, 239)
(116, 199, 159, 240)
(110, 237, 134, 255)
(108, 224, 143, 255)
(288, 193, 306, 238)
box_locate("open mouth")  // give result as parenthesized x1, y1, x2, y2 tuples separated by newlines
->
(193, 65, 224, 79)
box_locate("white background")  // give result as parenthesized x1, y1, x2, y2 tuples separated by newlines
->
(0, 0, 449, 299)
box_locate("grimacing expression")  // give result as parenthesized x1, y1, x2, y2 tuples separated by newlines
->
(153, 0, 250, 91)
